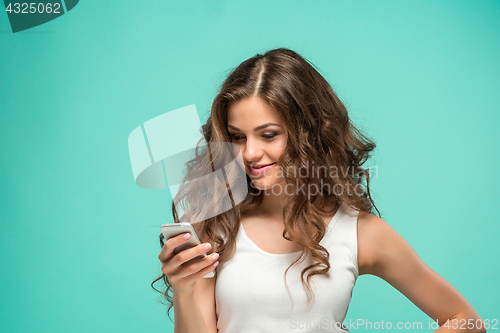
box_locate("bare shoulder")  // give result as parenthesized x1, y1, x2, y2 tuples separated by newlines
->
(357, 211, 403, 276)
(356, 211, 484, 325)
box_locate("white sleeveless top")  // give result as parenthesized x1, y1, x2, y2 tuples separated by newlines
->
(215, 202, 360, 333)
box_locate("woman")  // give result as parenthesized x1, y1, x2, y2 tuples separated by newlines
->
(153, 48, 485, 333)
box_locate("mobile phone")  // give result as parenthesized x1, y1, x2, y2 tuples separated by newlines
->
(160, 222, 215, 278)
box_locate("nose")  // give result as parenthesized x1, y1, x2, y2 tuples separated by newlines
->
(242, 136, 264, 164)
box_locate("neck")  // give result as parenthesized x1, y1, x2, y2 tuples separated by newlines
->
(250, 180, 339, 221)
(252, 179, 295, 219)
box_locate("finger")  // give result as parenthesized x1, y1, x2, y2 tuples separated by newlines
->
(158, 232, 192, 262)
(172, 242, 213, 267)
(159, 240, 213, 277)
(162, 252, 218, 282)
(177, 254, 219, 283)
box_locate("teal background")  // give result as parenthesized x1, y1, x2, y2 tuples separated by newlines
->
(1, 1, 499, 332)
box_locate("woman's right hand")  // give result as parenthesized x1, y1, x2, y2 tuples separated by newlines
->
(158, 233, 219, 295)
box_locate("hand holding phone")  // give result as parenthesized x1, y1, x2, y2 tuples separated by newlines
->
(158, 223, 219, 294)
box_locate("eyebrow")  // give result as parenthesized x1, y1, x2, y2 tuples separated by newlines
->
(227, 123, 281, 132)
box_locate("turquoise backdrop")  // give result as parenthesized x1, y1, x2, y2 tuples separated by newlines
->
(1, 1, 499, 332)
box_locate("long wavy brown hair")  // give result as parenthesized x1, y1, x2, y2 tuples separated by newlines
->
(151, 47, 381, 322)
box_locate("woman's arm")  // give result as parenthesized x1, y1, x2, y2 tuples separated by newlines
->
(173, 275, 217, 333)
(157, 232, 218, 333)
(357, 212, 486, 333)
(173, 290, 210, 333)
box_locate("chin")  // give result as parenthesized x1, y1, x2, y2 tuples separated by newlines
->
(250, 177, 283, 192)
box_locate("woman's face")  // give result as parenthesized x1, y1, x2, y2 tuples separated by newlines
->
(227, 96, 288, 191)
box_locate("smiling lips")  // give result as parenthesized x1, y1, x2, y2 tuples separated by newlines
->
(248, 163, 276, 175)
(250, 163, 275, 169)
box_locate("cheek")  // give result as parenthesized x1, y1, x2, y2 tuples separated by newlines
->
(230, 142, 247, 160)
(231, 144, 241, 157)
(273, 138, 287, 159)
(231, 144, 246, 170)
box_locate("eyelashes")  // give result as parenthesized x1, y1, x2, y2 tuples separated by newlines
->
(230, 133, 278, 141)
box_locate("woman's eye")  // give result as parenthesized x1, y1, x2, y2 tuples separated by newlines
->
(263, 134, 277, 140)
(231, 134, 277, 141)
(231, 135, 244, 141)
